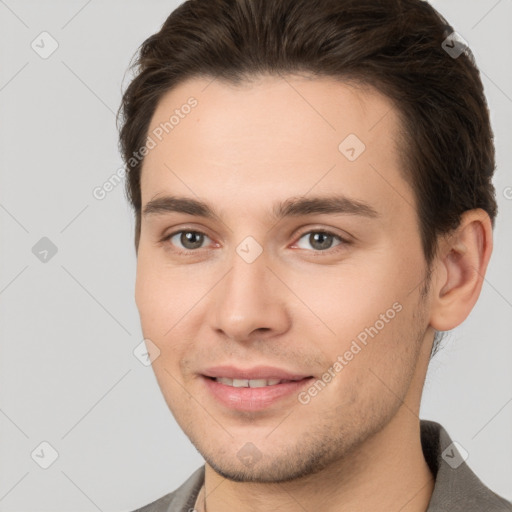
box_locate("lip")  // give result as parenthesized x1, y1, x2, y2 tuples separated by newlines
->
(200, 366, 314, 412)
(201, 365, 311, 381)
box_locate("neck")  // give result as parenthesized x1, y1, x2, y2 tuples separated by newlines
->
(200, 409, 434, 512)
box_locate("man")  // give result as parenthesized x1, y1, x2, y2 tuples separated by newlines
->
(117, 0, 512, 510)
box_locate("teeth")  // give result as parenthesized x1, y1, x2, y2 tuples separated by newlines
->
(216, 377, 234, 386)
(214, 377, 288, 387)
(249, 379, 271, 388)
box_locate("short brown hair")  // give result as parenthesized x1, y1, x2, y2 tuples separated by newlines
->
(117, 0, 498, 355)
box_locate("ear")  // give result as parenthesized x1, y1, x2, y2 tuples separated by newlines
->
(429, 208, 493, 332)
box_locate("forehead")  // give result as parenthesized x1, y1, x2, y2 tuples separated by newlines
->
(140, 74, 412, 221)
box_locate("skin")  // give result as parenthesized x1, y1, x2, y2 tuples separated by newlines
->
(135, 74, 493, 511)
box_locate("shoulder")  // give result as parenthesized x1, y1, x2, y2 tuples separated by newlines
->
(421, 419, 512, 512)
(131, 465, 205, 512)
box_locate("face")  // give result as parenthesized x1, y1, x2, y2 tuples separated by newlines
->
(136, 74, 434, 482)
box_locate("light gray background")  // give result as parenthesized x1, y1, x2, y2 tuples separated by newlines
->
(0, 1, 510, 510)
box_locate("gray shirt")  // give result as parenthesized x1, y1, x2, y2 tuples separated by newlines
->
(133, 420, 512, 511)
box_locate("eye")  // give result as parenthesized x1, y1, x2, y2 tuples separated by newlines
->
(294, 230, 347, 252)
(165, 230, 212, 252)
(161, 228, 349, 255)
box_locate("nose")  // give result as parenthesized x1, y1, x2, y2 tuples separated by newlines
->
(208, 247, 291, 342)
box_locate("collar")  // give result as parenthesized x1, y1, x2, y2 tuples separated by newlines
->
(421, 419, 511, 510)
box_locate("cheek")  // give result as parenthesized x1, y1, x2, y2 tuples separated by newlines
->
(135, 254, 213, 375)
(292, 261, 421, 385)
(134, 262, 164, 333)
(283, 259, 405, 337)
(319, 305, 423, 427)
(135, 252, 199, 331)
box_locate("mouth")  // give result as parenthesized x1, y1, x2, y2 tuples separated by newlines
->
(209, 377, 304, 388)
(200, 366, 315, 411)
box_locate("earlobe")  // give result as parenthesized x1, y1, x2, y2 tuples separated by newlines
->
(429, 209, 493, 332)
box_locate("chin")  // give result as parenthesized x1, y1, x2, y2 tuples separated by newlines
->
(199, 443, 336, 483)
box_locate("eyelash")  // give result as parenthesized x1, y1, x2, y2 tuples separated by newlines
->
(161, 228, 350, 256)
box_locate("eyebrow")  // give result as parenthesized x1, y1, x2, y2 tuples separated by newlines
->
(142, 194, 379, 222)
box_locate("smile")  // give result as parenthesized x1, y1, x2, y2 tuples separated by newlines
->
(213, 377, 297, 387)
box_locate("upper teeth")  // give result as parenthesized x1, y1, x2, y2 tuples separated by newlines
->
(214, 377, 288, 387)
